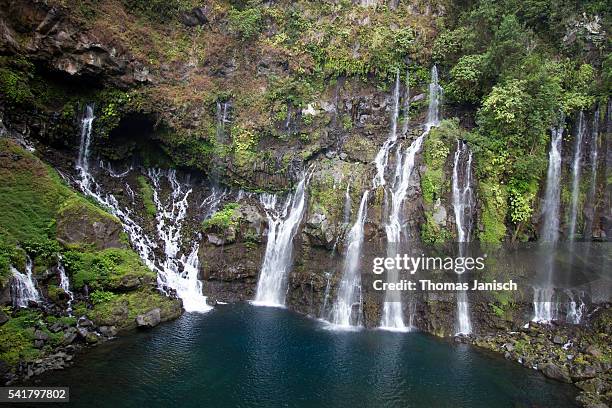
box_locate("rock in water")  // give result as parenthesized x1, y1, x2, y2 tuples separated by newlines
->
(539, 363, 572, 383)
(136, 308, 161, 328)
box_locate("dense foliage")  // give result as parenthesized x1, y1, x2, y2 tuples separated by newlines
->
(435, 0, 608, 242)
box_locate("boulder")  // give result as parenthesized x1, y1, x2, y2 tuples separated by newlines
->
(49, 322, 64, 333)
(571, 365, 598, 381)
(34, 329, 49, 342)
(539, 363, 571, 383)
(98, 326, 117, 338)
(77, 327, 89, 339)
(63, 328, 77, 345)
(552, 335, 564, 345)
(179, 7, 208, 27)
(77, 317, 94, 327)
(85, 332, 99, 344)
(136, 308, 161, 328)
(56, 200, 126, 250)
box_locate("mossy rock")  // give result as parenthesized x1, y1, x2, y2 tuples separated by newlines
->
(56, 197, 126, 250)
(84, 290, 182, 330)
(62, 247, 156, 291)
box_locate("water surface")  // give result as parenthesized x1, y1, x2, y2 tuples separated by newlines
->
(33, 304, 577, 408)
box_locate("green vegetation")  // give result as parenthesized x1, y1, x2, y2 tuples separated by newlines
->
(83, 290, 180, 329)
(436, 0, 608, 242)
(90, 290, 118, 304)
(420, 121, 454, 205)
(121, 0, 197, 23)
(0, 309, 42, 364)
(202, 203, 241, 232)
(137, 176, 157, 217)
(62, 247, 155, 291)
(0, 309, 64, 365)
(228, 6, 263, 40)
(0, 141, 177, 368)
(0, 140, 68, 243)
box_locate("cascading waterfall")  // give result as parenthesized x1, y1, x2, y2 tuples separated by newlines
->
(452, 141, 474, 243)
(451, 140, 474, 335)
(58, 257, 74, 314)
(76, 104, 95, 192)
(566, 290, 586, 324)
(532, 121, 564, 322)
(540, 124, 564, 243)
(253, 174, 309, 307)
(401, 69, 410, 137)
(568, 111, 586, 241)
(148, 168, 212, 313)
(427, 66, 442, 127)
(343, 181, 352, 225)
(74, 105, 211, 313)
(215, 101, 231, 141)
(329, 191, 369, 328)
(320, 272, 333, 318)
(10, 256, 40, 308)
(584, 108, 600, 239)
(200, 185, 227, 220)
(378, 66, 442, 331)
(380, 135, 425, 330)
(373, 71, 401, 188)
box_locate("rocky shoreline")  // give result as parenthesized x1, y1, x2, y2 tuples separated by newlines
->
(4, 297, 609, 408)
(2, 302, 181, 385)
(465, 307, 611, 408)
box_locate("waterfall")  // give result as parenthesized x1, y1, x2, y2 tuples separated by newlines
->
(215, 101, 231, 141)
(200, 185, 227, 220)
(401, 69, 410, 137)
(568, 111, 586, 240)
(319, 272, 333, 318)
(343, 181, 352, 225)
(253, 174, 309, 307)
(380, 135, 424, 331)
(452, 140, 474, 335)
(76, 104, 95, 192)
(584, 108, 600, 239)
(74, 105, 211, 313)
(10, 256, 40, 308)
(378, 66, 442, 331)
(148, 169, 212, 313)
(540, 124, 564, 243)
(373, 71, 401, 188)
(452, 141, 474, 243)
(427, 66, 442, 127)
(58, 257, 74, 315)
(565, 290, 586, 324)
(532, 122, 564, 322)
(329, 191, 369, 327)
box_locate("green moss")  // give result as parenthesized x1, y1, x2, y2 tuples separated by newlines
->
(0, 67, 33, 104)
(228, 6, 263, 40)
(478, 181, 508, 243)
(90, 290, 118, 304)
(202, 203, 240, 232)
(421, 121, 455, 205)
(421, 213, 452, 245)
(62, 247, 155, 291)
(85, 289, 180, 329)
(0, 309, 43, 365)
(137, 176, 157, 217)
(0, 139, 117, 245)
